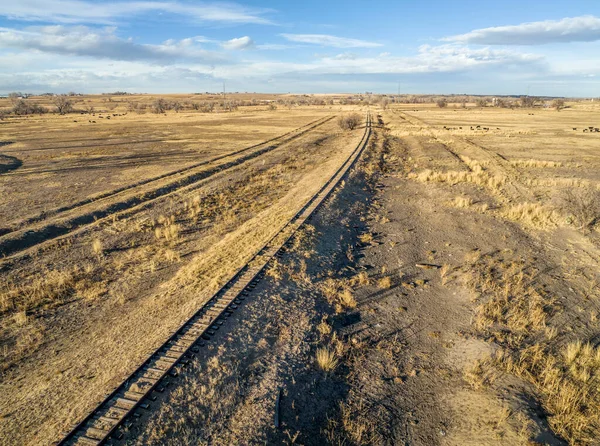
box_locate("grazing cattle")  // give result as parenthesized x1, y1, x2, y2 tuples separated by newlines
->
(496, 127, 500, 130)
(573, 128, 577, 131)
(595, 128, 600, 132)
(584, 129, 588, 132)
(73, 120, 77, 123)
(459, 127, 462, 129)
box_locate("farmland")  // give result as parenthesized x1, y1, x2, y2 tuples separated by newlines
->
(1, 95, 600, 445)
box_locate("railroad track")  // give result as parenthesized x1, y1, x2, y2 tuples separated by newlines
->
(55, 113, 371, 446)
(0, 115, 335, 259)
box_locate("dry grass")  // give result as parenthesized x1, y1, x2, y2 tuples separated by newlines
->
(349, 271, 370, 286)
(358, 233, 374, 244)
(452, 196, 474, 208)
(340, 289, 357, 309)
(317, 319, 332, 336)
(501, 203, 557, 228)
(410, 168, 506, 190)
(326, 399, 383, 445)
(462, 251, 600, 443)
(316, 347, 339, 373)
(320, 278, 357, 310)
(1, 267, 83, 314)
(91, 238, 103, 255)
(510, 159, 562, 168)
(377, 276, 392, 289)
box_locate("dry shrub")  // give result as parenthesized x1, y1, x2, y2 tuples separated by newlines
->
(13, 311, 28, 327)
(337, 113, 362, 131)
(559, 186, 600, 231)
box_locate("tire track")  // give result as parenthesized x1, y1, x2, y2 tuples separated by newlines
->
(0, 116, 335, 260)
(396, 110, 533, 202)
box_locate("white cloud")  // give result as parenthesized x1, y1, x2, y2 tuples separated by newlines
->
(0, 26, 226, 63)
(298, 45, 543, 75)
(256, 43, 292, 50)
(444, 16, 600, 45)
(221, 36, 254, 50)
(0, 0, 274, 25)
(280, 33, 382, 48)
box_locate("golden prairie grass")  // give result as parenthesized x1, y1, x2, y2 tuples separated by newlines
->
(463, 251, 600, 443)
(501, 203, 557, 228)
(91, 238, 103, 255)
(510, 159, 562, 168)
(377, 276, 392, 289)
(410, 168, 506, 190)
(316, 347, 339, 372)
(0, 263, 109, 316)
(452, 196, 474, 208)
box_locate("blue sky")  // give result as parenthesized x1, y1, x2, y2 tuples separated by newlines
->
(0, 0, 599, 95)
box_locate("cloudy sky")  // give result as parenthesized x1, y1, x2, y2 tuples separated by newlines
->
(0, 0, 599, 95)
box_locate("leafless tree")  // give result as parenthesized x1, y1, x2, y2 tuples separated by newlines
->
(152, 98, 169, 113)
(436, 98, 448, 108)
(12, 99, 46, 115)
(520, 96, 536, 108)
(552, 99, 566, 111)
(52, 95, 74, 114)
(8, 92, 21, 104)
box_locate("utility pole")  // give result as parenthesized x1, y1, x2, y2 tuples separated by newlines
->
(223, 81, 226, 110)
